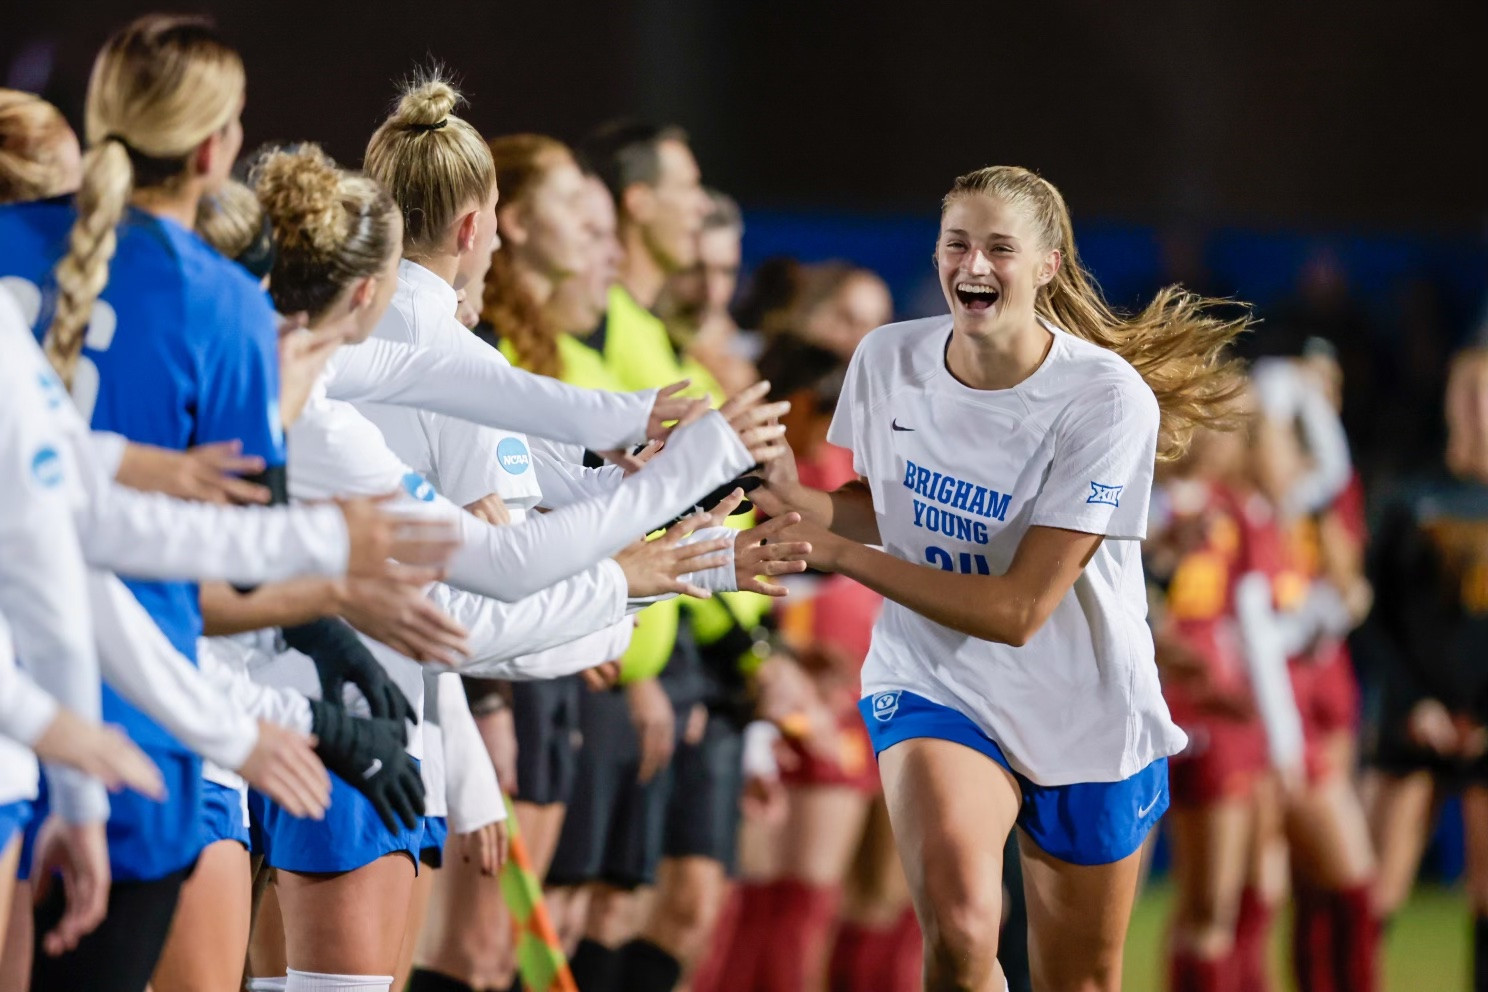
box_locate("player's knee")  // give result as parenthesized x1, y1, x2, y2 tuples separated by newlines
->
(1030, 942, 1123, 992)
(920, 887, 1001, 988)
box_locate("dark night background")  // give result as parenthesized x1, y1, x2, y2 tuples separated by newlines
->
(3, 0, 1485, 227)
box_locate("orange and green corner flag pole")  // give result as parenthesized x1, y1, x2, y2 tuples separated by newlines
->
(499, 792, 578, 992)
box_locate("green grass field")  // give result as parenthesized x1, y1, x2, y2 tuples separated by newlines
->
(1124, 883, 1468, 991)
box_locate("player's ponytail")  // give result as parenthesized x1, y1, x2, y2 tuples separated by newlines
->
(365, 68, 495, 256)
(945, 166, 1249, 461)
(43, 14, 244, 386)
(45, 140, 130, 386)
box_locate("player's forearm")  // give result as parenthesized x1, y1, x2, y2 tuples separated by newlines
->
(828, 481, 882, 544)
(829, 541, 1035, 645)
(200, 578, 345, 636)
(768, 479, 879, 544)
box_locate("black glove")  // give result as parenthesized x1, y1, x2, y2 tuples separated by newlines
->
(282, 618, 415, 725)
(308, 699, 425, 832)
(657, 474, 764, 530)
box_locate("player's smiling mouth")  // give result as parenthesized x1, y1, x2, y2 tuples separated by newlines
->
(955, 282, 999, 312)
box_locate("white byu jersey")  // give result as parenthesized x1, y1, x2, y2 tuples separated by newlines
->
(830, 317, 1186, 785)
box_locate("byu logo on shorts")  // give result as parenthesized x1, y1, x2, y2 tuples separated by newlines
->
(401, 472, 437, 502)
(497, 436, 531, 475)
(871, 691, 901, 722)
(1087, 481, 1123, 507)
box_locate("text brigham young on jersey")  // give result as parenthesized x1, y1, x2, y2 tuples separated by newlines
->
(902, 458, 1012, 546)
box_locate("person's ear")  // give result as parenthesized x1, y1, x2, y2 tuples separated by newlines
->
(456, 209, 480, 253)
(1036, 249, 1062, 288)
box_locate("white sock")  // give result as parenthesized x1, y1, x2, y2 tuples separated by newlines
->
(284, 970, 393, 992)
(246, 980, 288, 992)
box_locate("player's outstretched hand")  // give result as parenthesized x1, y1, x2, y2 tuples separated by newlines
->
(338, 494, 461, 584)
(709, 489, 811, 596)
(614, 512, 732, 600)
(646, 380, 710, 441)
(31, 710, 164, 799)
(339, 576, 470, 666)
(719, 380, 791, 464)
(115, 439, 271, 505)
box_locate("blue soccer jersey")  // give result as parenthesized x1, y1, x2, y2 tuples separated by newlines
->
(0, 198, 283, 751)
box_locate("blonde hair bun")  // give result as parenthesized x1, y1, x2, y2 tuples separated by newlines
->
(391, 73, 462, 130)
(252, 143, 346, 257)
(365, 66, 495, 253)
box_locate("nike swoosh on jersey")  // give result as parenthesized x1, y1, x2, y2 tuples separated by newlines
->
(362, 758, 383, 780)
(891, 420, 915, 432)
(1137, 792, 1162, 817)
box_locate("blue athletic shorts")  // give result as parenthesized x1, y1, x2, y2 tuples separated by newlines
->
(419, 815, 448, 870)
(0, 800, 33, 855)
(21, 746, 201, 882)
(199, 781, 249, 850)
(859, 689, 1168, 866)
(249, 764, 424, 875)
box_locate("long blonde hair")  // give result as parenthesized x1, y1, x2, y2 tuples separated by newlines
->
(43, 15, 244, 386)
(945, 166, 1248, 460)
(364, 70, 495, 256)
(253, 143, 398, 318)
(0, 89, 74, 203)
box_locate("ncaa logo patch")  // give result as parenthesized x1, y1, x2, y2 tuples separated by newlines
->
(497, 436, 531, 475)
(1087, 481, 1122, 507)
(401, 472, 437, 502)
(871, 691, 901, 722)
(30, 446, 63, 488)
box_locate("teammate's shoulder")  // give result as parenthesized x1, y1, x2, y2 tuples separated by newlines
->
(155, 218, 273, 318)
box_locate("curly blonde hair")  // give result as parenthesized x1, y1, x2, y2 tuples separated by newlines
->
(946, 166, 1249, 460)
(252, 143, 398, 318)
